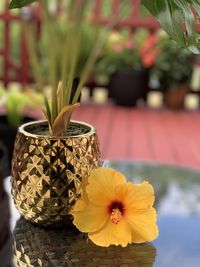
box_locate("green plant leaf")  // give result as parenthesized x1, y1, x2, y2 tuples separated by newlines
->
(142, 0, 185, 45)
(142, 0, 200, 53)
(9, 0, 38, 9)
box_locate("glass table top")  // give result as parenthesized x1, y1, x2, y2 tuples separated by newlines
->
(3, 161, 200, 267)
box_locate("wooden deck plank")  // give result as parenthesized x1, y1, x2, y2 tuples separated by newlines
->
(156, 110, 200, 168)
(128, 109, 153, 161)
(72, 104, 200, 169)
(145, 110, 177, 164)
(103, 107, 130, 160)
(178, 112, 200, 167)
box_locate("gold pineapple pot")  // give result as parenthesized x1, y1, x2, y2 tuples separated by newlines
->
(11, 120, 102, 226)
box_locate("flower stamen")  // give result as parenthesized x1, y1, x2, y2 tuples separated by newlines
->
(110, 208, 122, 224)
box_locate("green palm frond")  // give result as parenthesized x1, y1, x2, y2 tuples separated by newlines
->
(9, 0, 38, 8)
(142, 0, 200, 54)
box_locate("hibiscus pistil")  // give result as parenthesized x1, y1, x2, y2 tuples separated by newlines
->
(110, 208, 122, 224)
(109, 201, 124, 224)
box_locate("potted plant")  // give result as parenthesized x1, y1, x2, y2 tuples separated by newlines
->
(93, 28, 160, 106)
(151, 33, 194, 109)
(9, 0, 104, 227)
(0, 87, 43, 168)
(0, 142, 12, 267)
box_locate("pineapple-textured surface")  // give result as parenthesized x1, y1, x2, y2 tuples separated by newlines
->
(11, 121, 102, 226)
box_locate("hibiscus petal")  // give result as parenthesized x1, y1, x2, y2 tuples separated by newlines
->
(115, 181, 155, 209)
(126, 207, 158, 243)
(89, 218, 132, 247)
(71, 202, 109, 233)
(71, 194, 89, 212)
(87, 168, 127, 206)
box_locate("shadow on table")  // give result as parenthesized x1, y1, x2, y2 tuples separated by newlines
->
(13, 218, 157, 267)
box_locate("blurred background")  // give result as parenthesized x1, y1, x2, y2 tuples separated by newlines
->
(1, 1, 200, 266)
(1, 0, 200, 170)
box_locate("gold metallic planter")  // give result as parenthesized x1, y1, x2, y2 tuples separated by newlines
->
(11, 120, 102, 226)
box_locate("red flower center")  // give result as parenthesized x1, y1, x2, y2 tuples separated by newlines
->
(108, 201, 125, 224)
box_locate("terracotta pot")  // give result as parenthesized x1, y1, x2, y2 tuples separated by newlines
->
(11, 120, 102, 227)
(164, 84, 189, 110)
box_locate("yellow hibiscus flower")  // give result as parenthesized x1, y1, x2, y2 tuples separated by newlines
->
(71, 167, 158, 247)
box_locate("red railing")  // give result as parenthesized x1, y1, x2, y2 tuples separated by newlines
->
(92, 0, 159, 30)
(0, 0, 159, 88)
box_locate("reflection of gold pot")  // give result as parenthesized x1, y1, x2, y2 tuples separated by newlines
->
(11, 120, 102, 226)
(14, 218, 157, 267)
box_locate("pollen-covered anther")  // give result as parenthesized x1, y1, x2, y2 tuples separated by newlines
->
(110, 208, 122, 224)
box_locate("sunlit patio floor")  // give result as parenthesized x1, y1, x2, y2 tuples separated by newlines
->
(72, 104, 200, 169)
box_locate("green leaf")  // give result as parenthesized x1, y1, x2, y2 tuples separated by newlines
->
(142, 0, 200, 53)
(142, 0, 185, 45)
(9, 0, 38, 9)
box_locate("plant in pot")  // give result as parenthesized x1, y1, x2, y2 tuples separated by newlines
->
(151, 32, 194, 109)
(0, 87, 43, 169)
(0, 141, 12, 267)
(93, 28, 160, 106)
(9, 0, 108, 227)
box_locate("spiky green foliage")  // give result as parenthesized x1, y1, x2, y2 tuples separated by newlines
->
(10, 0, 109, 136)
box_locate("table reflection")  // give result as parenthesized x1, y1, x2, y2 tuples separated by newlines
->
(4, 161, 200, 267)
(13, 218, 156, 267)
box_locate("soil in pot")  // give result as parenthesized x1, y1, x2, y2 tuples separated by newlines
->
(108, 68, 150, 107)
(27, 120, 91, 137)
(0, 115, 36, 171)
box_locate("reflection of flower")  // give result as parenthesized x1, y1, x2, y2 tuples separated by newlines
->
(71, 167, 158, 247)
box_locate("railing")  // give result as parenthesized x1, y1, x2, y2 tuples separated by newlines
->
(0, 0, 159, 88)
(0, 0, 39, 87)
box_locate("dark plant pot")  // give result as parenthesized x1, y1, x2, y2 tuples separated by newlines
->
(0, 142, 9, 204)
(0, 234, 13, 267)
(0, 143, 12, 266)
(163, 84, 189, 110)
(0, 115, 35, 171)
(0, 142, 9, 182)
(108, 69, 149, 107)
(0, 192, 12, 267)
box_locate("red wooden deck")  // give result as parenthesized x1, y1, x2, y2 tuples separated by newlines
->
(72, 104, 200, 169)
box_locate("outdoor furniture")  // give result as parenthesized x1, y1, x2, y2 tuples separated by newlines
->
(3, 160, 200, 266)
